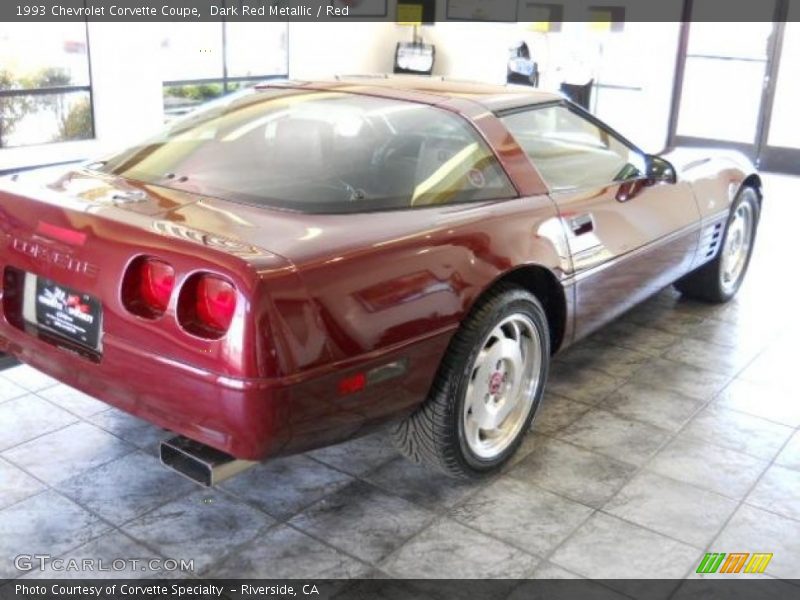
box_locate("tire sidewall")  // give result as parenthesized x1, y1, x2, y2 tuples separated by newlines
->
(448, 290, 550, 473)
(718, 187, 760, 301)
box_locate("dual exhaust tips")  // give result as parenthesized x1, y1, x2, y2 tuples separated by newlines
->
(160, 436, 256, 487)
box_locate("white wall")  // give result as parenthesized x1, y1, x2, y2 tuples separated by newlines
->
(417, 20, 682, 152)
(417, 22, 519, 84)
(85, 23, 165, 154)
(287, 22, 399, 80)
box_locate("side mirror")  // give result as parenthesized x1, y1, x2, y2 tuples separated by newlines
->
(647, 155, 677, 184)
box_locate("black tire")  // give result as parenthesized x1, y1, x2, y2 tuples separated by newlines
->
(675, 186, 760, 303)
(392, 284, 550, 478)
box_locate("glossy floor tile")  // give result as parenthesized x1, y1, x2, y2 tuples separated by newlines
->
(1, 173, 798, 581)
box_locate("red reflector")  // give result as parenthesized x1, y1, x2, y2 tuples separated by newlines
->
(196, 276, 236, 334)
(36, 221, 86, 246)
(139, 259, 175, 313)
(338, 372, 366, 395)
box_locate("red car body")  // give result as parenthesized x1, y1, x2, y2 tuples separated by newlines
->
(0, 78, 760, 461)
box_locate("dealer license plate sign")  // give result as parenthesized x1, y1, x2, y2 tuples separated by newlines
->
(33, 277, 102, 349)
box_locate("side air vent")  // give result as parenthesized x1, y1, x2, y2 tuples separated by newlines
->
(700, 222, 724, 260)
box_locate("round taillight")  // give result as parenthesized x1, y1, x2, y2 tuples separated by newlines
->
(177, 273, 237, 338)
(122, 257, 175, 318)
(140, 260, 175, 312)
(196, 276, 236, 333)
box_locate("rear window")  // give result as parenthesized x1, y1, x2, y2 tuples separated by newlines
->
(97, 89, 516, 213)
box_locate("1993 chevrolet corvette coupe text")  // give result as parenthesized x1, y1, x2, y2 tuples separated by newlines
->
(0, 77, 761, 483)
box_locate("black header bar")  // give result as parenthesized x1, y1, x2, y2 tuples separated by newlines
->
(0, 0, 796, 23)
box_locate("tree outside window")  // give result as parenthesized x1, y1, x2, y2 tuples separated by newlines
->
(0, 23, 94, 148)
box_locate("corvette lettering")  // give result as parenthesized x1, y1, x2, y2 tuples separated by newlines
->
(9, 237, 99, 277)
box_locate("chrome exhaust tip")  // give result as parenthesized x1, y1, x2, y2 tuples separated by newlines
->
(160, 436, 257, 487)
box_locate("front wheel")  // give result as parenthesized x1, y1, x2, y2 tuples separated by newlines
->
(675, 186, 760, 303)
(392, 284, 550, 478)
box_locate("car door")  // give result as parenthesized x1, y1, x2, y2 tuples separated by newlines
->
(500, 102, 702, 340)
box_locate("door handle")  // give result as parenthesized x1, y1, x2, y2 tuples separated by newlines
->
(569, 214, 594, 236)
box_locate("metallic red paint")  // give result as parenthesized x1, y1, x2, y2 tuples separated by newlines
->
(0, 79, 757, 460)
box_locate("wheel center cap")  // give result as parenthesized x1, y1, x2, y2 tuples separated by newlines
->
(489, 372, 504, 395)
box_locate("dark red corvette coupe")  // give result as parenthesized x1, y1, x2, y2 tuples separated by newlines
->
(0, 77, 761, 483)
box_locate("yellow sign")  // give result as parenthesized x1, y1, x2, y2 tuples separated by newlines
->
(397, 3, 424, 25)
(589, 11, 614, 32)
(527, 21, 552, 33)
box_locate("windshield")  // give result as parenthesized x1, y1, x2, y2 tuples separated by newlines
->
(98, 88, 516, 213)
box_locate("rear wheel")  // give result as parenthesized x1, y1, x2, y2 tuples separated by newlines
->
(392, 284, 550, 478)
(675, 187, 759, 303)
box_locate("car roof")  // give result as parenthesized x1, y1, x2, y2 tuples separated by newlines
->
(260, 75, 562, 112)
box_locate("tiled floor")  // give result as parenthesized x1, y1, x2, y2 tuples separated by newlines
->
(1, 174, 799, 584)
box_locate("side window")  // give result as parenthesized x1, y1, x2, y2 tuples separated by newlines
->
(501, 106, 646, 191)
(398, 111, 517, 207)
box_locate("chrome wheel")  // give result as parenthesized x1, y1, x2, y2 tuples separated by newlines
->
(720, 202, 754, 294)
(463, 314, 542, 460)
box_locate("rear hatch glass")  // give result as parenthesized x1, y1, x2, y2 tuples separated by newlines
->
(97, 89, 516, 214)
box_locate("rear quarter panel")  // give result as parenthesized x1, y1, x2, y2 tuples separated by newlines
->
(253, 195, 570, 368)
(264, 194, 571, 452)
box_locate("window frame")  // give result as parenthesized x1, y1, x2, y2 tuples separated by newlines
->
(496, 99, 649, 193)
(0, 21, 95, 149)
(161, 21, 289, 118)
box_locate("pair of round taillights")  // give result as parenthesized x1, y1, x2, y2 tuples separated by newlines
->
(121, 256, 236, 339)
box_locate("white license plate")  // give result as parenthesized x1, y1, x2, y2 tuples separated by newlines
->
(22, 274, 103, 350)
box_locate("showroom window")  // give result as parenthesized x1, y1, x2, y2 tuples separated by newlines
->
(161, 22, 288, 120)
(0, 23, 94, 148)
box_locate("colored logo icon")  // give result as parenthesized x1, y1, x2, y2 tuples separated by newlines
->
(696, 553, 773, 574)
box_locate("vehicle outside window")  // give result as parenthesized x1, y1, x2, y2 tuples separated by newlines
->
(99, 89, 516, 213)
(501, 105, 646, 190)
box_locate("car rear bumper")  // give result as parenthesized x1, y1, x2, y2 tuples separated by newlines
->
(0, 326, 286, 459)
(0, 321, 453, 460)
